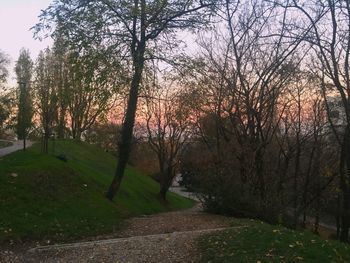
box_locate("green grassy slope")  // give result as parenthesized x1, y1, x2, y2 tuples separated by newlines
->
(0, 140, 194, 244)
(197, 219, 350, 262)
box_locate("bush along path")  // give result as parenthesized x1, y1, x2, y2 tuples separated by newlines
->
(3, 203, 237, 263)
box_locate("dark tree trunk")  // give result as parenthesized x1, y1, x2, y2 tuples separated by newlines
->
(314, 174, 321, 235)
(42, 123, 50, 154)
(314, 208, 320, 235)
(57, 110, 65, 139)
(159, 166, 173, 202)
(255, 147, 265, 200)
(337, 193, 341, 239)
(302, 211, 307, 228)
(340, 190, 350, 242)
(72, 129, 81, 141)
(278, 154, 290, 207)
(159, 184, 168, 201)
(42, 134, 49, 154)
(293, 143, 301, 228)
(106, 46, 145, 201)
(340, 126, 350, 242)
(23, 136, 26, 151)
(159, 166, 168, 201)
(302, 141, 317, 228)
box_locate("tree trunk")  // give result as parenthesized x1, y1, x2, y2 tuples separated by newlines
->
(75, 130, 82, 141)
(314, 209, 320, 235)
(340, 192, 350, 242)
(314, 175, 321, 235)
(159, 184, 168, 201)
(23, 136, 26, 152)
(106, 46, 145, 201)
(302, 211, 306, 228)
(337, 193, 341, 239)
(255, 147, 265, 200)
(278, 155, 289, 207)
(57, 105, 66, 139)
(43, 133, 49, 154)
(293, 143, 301, 228)
(159, 166, 174, 202)
(340, 126, 350, 242)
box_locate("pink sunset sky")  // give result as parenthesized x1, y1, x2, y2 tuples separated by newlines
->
(0, 0, 52, 85)
(0, 0, 198, 86)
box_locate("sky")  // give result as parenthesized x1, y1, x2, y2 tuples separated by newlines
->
(0, 0, 199, 86)
(0, 0, 52, 85)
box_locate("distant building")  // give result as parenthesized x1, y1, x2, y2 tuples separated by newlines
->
(327, 96, 346, 126)
(172, 173, 183, 187)
(325, 96, 347, 138)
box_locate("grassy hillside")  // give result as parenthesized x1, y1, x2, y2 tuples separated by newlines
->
(198, 219, 350, 262)
(0, 140, 194, 244)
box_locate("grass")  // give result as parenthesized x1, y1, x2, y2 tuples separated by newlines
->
(0, 141, 12, 148)
(197, 219, 350, 262)
(0, 140, 194, 244)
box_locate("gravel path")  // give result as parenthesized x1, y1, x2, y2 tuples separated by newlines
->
(169, 187, 200, 202)
(0, 140, 33, 157)
(24, 227, 238, 263)
(1, 202, 236, 263)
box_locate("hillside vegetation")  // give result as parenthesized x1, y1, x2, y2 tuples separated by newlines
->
(0, 140, 193, 244)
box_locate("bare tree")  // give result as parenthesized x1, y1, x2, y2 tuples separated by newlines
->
(193, 0, 303, 200)
(143, 78, 192, 201)
(284, 0, 350, 242)
(177, 0, 339, 224)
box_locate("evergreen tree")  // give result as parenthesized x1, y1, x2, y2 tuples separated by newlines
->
(15, 48, 33, 150)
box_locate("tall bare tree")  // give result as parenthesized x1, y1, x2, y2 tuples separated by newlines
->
(191, 0, 304, 200)
(284, 0, 350, 242)
(143, 78, 192, 200)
